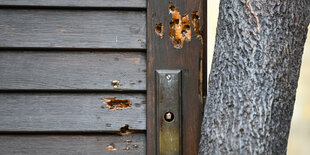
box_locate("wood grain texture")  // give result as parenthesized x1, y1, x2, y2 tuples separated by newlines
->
(0, 9, 146, 49)
(147, 0, 206, 154)
(0, 0, 146, 8)
(0, 51, 146, 90)
(0, 134, 145, 155)
(0, 93, 146, 131)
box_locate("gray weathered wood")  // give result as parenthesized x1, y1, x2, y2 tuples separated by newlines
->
(0, 134, 145, 155)
(0, 0, 146, 8)
(0, 51, 146, 90)
(0, 9, 146, 49)
(0, 93, 146, 131)
(199, 0, 310, 154)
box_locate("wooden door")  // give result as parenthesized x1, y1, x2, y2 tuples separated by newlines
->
(147, 0, 207, 154)
(0, 0, 206, 154)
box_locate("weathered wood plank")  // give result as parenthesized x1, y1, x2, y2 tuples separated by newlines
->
(0, 51, 146, 90)
(0, 134, 145, 155)
(0, 9, 146, 49)
(0, 93, 146, 131)
(0, 0, 146, 8)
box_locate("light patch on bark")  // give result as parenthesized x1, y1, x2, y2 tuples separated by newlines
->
(246, 0, 261, 33)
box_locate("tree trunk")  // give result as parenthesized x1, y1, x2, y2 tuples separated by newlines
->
(199, 0, 310, 154)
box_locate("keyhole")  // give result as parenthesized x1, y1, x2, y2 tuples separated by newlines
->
(164, 112, 174, 122)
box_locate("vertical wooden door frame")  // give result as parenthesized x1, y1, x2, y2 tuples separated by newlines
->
(147, 0, 207, 154)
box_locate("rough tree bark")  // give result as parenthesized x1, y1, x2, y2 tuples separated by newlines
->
(199, 0, 310, 154)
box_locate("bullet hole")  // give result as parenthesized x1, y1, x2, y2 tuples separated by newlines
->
(106, 143, 118, 151)
(155, 23, 163, 39)
(168, 2, 191, 49)
(117, 124, 134, 136)
(102, 98, 131, 111)
(191, 11, 202, 40)
(133, 144, 139, 148)
(111, 80, 120, 88)
(124, 146, 131, 151)
(168, 3, 175, 12)
(125, 140, 132, 145)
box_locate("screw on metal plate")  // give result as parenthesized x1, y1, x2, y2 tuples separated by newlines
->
(166, 74, 172, 80)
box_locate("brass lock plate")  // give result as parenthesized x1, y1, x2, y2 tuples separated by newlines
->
(156, 70, 181, 155)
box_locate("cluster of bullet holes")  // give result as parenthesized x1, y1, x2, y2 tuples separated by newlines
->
(106, 137, 139, 151)
(155, 3, 201, 49)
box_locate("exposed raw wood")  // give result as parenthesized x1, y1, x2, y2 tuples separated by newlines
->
(0, 134, 145, 155)
(0, 93, 146, 131)
(147, 0, 207, 154)
(0, 0, 146, 8)
(0, 51, 146, 90)
(0, 9, 146, 49)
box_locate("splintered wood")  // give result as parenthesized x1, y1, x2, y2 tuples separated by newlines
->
(191, 11, 202, 40)
(102, 98, 131, 110)
(154, 3, 201, 49)
(169, 3, 191, 49)
(155, 23, 163, 39)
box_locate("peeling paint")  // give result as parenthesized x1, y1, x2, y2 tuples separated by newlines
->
(168, 3, 191, 49)
(102, 98, 131, 110)
(155, 23, 164, 39)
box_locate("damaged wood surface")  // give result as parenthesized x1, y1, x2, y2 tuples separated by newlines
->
(0, 93, 146, 131)
(168, 3, 191, 49)
(147, 0, 207, 154)
(0, 0, 146, 8)
(0, 51, 146, 90)
(103, 98, 132, 111)
(0, 9, 146, 49)
(0, 134, 145, 155)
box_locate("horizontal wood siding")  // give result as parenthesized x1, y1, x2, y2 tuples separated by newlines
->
(0, 51, 146, 90)
(0, 0, 146, 8)
(0, 93, 146, 131)
(0, 9, 146, 49)
(0, 2, 147, 154)
(0, 134, 146, 155)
